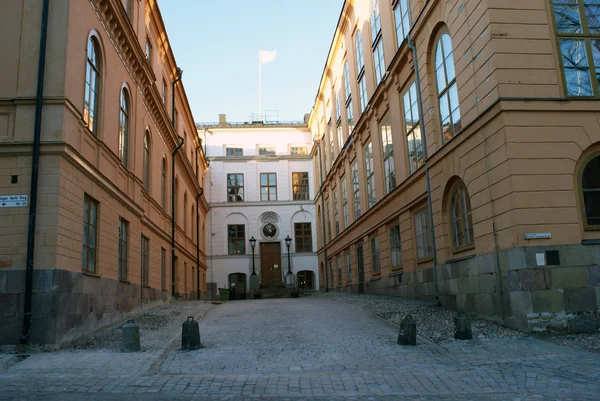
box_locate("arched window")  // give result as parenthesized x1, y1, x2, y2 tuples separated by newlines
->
(161, 157, 167, 209)
(435, 33, 461, 144)
(143, 130, 150, 192)
(119, 88, 130, 166)
(84, 36, 101, 134)
(581, 154, 600, 228)
(183, 192, 188, 234)
(450, 182, 474, 250)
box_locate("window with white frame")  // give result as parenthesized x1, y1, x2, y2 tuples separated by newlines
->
(364, 142, 376, 208)
(352, 163, 361, 219)
(341, 177, 349, 229)
(347, 99, 355, 134)
(227, 173, 244, 202)
(346, 250, 352, 281)
(373, 40, 385, 85)
(381, 117, 396, 194)
(371, 235, 381, 274)
(344, 61, 355, 135)
(337, 123, 344, 151)
(337, 255, 342, 284)
(290, 145, 308, 155)
(334, 190, 340, 236)
(326, 198, 332, 241)
(393, 0, 411, 46)
(292, 172, 310, 200)
(258, 146, 276, 156)
(389, 225, 402, 268)
(435, 33, 461, 143)
(359, 76, 368, 113)
(403, 82, 424, 174)
(119, 88, 130, 166)
(84, 37, 101, 134)
(260, 173, 277, 201)
(336, 95, 341, 122)
(226, 147, 243, 156)
(371, 0, 385, 85)
(355, 32, 368, 113)
(414, 207, 433, 260)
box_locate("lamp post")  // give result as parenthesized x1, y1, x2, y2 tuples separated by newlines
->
(284, 235, 298, 297)
(284, 235, 292, 275)
(249, 236, 257, 276)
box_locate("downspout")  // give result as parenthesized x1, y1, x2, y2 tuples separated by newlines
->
(315, 140, 329, 292)
(21, 0, 50, 345)
(195, 190, 203, 300)
(171, 135, 184, 296)
(407, 34, 439, 302)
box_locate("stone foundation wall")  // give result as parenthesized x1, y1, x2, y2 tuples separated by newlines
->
(0, 269, 170, 345)
(331, 244, 600, 333)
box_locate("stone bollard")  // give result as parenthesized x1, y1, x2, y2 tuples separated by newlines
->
(454, 312, 473, 340)
(181, 316, 201, 350)
(121, 319, 141, 352)
(397, 315, 417, 346)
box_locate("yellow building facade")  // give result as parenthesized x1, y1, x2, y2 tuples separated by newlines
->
(310, 0, 600, 332)
(0, 0, 207, 344)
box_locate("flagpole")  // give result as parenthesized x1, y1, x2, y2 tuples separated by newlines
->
(258, 49, 262, 120)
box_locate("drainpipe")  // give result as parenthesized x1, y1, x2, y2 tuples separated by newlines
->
(21, 0, 50, 345)
(171, 136, 184, 296)
(407, 34, 439, 302)
(315, 140, 329, 292)
(195, 190, 203, 300)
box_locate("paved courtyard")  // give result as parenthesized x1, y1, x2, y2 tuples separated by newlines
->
(1, 297, 600, 400)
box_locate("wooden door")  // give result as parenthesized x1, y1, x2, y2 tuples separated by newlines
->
(260, 242, 282, 285)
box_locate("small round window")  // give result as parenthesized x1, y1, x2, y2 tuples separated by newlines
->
(262, 223, 277, 239)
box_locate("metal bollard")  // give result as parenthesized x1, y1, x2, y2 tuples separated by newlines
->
(454, 312, 473, 340)
(397, 315, 417, 346)
(181, 316, 201, 350)
(121, 319, 140, 352)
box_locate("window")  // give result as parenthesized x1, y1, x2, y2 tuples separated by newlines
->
(227, 224, 245, 255)
(364, 142, 376, 208)
(414, 207, 433, 260)
(118, 218, 128, 280)
(352, 163, 361, 219)
(227, 173, 244, 202)
(162, 80, 167, 104)
(336, 95, 341, 122)
(161, 157, 166, 209)
(334, 190, 340, 235)
(125, 0, 133, 18)
(329, 127, 335, 163)
(343, 62, 352, 101)
(292, 172, 309, 200)
(355, 32, 368, 113)
(582, 154, 600, 228)
(358, 76, 368, 113)
(552, 0, 600, 96)
(119, 88, 129, 166)
(141, 236, 149, 286)
(346, 99, 355, 135)
(450, 182, 475, 249)
(260, 173, 277, 201)
(82, 195, 98, 273)
(389, 225, 402, 268)
(183, 193, 188, 234)
(373, 40, 385, 85)
(337, 255, 342, 285)
(143, 130, 150, 191)
(160, 247, 166, 290)
(404, 82, 424, 174)
(145, 40, 152, 62)
(346, 251, 352, 281)
(84, 37, 101, 134)
(326, 199, 332, 241)
(435, 33, 461, 143)
(394, 0, 411, 46)
(329, 260, 334, 286)
(226, 147, 243, 156)
(290, 146, 308, 155)
(341, 177, 348, 229)
(258, 146, 276, 156)
(322, 140, 327, 172)
(381, 117, 396, 194)
(294, 222, 312, 252)
(371, 0, 381, 42)
(371, 235, 381, 274)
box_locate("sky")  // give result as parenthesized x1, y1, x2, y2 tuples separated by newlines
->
(159, 0, 344, 124)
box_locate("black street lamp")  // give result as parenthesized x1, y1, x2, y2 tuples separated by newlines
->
(284, 235, 292, 275)
(249, 236, 257, 276)
(284, 235, 297, 296)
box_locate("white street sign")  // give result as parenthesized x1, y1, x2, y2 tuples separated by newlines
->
(0, 195, 28, 208)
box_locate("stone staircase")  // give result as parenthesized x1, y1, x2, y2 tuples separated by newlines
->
(257, 283, 294, 299)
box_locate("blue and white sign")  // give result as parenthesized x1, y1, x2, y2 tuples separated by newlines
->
(0, 195, 28, 208)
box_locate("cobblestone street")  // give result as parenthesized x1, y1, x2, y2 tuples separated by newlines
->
(1, 297, 600, 400)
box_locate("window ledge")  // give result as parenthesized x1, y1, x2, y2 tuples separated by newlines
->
(416, 257, 433, 264)
(388, 271, 403, 278)
(446, 254, 476, 264)
(370, 276, 381, 282)
(582, 239, 600, 246)
(119, 279, 130, 284)
(82, 271, 101, 279)
(451, 244, 475, 255)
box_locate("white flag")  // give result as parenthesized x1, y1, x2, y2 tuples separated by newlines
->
(259, 50, 277, 64)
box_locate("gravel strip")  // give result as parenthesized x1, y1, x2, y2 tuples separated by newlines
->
(61, 300, 217, 352)
(536, 332, 600, 353)
(314, 292, 524, 343)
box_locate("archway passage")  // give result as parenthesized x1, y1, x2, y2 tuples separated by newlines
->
(228, 273, 247, 300)
(297, 270, 314, 290)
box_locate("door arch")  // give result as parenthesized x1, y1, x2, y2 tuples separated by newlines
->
(297, 270, 314, 290)
(228, 273, 247, 300)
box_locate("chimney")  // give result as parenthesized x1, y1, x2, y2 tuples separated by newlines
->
(218, 114, 227, 125)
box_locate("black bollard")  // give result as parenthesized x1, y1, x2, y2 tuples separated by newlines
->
(397, 315, 417, 346)
(121, 320, 141, 352)
(181, 316, 201, 350)
(454, 312, 473, 340)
